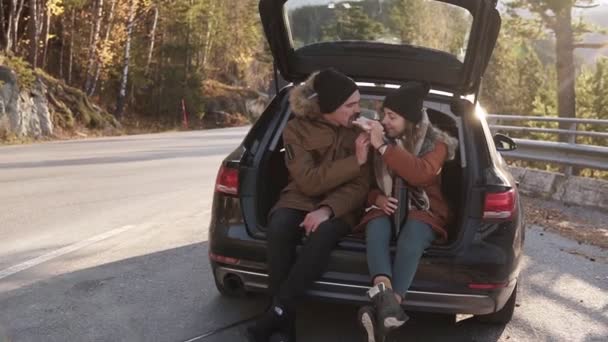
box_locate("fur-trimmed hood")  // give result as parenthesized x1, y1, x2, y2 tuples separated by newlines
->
(288, 72, 322, 119)
(400, 109, 458, 161)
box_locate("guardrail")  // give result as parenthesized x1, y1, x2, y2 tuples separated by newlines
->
(487, 115, 608, 174)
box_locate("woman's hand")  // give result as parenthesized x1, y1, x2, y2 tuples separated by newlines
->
(375, 195, 398, 216)
(369, 121, 385, 150)
(355, 132, 371, 166)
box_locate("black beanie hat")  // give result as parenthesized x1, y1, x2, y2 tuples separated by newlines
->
(383, 82, 431, 124)
(312, 68, 358, 114)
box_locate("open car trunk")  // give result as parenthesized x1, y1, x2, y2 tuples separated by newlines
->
(252, 93, 468, 250)
(259, 0, 501, 96)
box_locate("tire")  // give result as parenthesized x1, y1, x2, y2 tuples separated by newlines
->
(475, 284, 517, 324)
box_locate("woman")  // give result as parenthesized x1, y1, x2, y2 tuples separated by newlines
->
(355, 82, 458, 341)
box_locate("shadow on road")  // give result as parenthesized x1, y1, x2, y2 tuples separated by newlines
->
(292, 300, 506, 342)
(0, 242, 262, 342)
(0, 241, 507, 342)
(2, 229, 607, 342)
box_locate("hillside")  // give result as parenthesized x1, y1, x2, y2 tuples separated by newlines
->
(0, 60, 120, 143)
(0, 58, 265, 143)
(576, 3, 608, 65)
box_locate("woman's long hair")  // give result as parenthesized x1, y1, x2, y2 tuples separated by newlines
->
(400, 119, 417, 153)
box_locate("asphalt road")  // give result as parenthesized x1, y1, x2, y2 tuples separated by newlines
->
(0, 128, 606, 342)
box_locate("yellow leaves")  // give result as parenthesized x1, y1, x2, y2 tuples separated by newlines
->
(98, 41, 116, 67)
(234, 52, 253, 66)
(48, 0, 65, 16)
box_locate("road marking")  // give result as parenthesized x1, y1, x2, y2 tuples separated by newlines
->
(0, 225, 136, 280)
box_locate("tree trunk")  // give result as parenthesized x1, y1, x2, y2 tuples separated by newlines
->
(59, 15, 64, 79)
(0, 0, 5, 50)
(36, 0, 44, 37)
(28, 0, 38, 67)
(195, 37, 201, 69)
(145, 5, 159, 76)
(68, 9, 75, 85)
(155, 32, 164, 117)
(202, 17, 214, 69)
(553, 8, 576, 141)
(84, 0, 104, 93)
(115, 0, 138, 119)
(184, 3, 191, 79)
(89, 0, 116, 96)
(4, 0, 14, 52)
(14, 0, 25, 53)
(41, 2, 51, 68)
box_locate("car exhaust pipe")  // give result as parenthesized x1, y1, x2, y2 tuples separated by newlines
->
(223, 273, 246, 296)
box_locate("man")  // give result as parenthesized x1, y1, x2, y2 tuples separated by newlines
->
(247, 68, 370, 342)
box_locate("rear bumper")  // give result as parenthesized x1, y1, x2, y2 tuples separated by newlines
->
(214, 265, 510, 315)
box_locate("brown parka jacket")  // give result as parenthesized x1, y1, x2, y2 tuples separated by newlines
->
(271, 73, 370, 228)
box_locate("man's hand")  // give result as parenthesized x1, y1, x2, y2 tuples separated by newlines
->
(355, 132, 371, 166)
(369, 121, 385, 149)
(300, 206, 333, 236)
(375, 195, 398, 216)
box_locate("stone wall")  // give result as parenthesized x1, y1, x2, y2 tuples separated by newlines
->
(509, 166, 608, 210)
(1, 65, 119, 140)
(0, 66, 53, 138)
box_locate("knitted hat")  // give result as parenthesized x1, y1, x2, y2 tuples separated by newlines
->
(312, 68, 358, 114)
(383, 82, 431, 124)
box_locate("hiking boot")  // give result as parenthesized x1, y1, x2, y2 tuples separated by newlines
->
(246, 299, 294, 342)
(357, 305, 378, 342)
(367, 283, 409, 338)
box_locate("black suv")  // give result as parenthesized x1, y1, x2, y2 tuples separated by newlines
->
(209, 0, 523, 325)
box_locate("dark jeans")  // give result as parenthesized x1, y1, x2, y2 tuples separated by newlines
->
(267, 208, 350, 307)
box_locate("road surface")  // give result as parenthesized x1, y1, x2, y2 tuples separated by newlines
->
(1, 128, 606, 342)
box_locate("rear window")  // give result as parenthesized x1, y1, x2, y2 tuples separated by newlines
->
(284, 0, 473, 61)
(359, 96, 382, 120)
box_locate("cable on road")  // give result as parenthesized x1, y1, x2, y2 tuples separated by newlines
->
(181, 313, 261, 342)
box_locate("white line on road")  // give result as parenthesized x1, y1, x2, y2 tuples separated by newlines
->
(0, 225, 137, 280)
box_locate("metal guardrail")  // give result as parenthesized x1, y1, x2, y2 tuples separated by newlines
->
(490, 124, 608, 139)
(487, 115, 608, 173)
(488, 114, 607, 125)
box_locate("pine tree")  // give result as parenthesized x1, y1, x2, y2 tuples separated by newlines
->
(321, 5, 384, 41)
(506, 0, 608, 141)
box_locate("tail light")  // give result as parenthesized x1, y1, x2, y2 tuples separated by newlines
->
(483, 189, 517, 220)
(209, 252, 240, 265)
(468, 282, 508, 290)
(215, 165, 239, 196)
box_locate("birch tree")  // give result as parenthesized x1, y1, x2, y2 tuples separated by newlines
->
(115, 0, 138, 118)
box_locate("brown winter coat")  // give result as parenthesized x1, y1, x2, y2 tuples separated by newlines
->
(271, 74, 370, 228)
(356, 120, 458, 243)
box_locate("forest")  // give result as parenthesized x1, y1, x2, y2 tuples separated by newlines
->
(0, 0, 606, 174)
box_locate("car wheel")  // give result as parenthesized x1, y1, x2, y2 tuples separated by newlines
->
(475, 284, 517, 324)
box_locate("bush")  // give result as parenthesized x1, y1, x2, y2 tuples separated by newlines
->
(0, 54, 35, 90)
